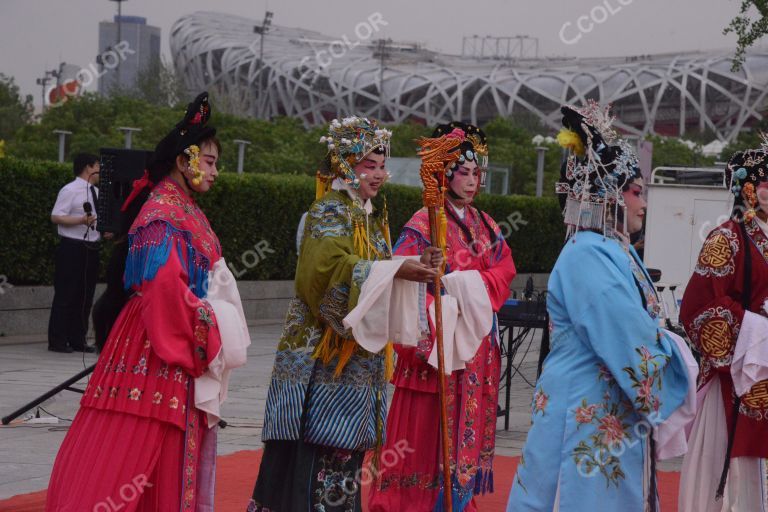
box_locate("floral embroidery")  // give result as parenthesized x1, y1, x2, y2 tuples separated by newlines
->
(574, 400, 598, 424)
(571, 365, 634, 487)
(93, 386, 103, 399)
(169, 396, 179, 409)
(623, 345, 669, 414)
(533, 388, 549, 415)
(197, 306, 213, 326)
(312, 449, 361, 511)
(152, 392, 162, 405)
(132, 355, 148, 376)
(114, 357, 127, 373)
(128, 388, 142, 401)
(109, 386, 119, 399)
(174, 368, 184, 383)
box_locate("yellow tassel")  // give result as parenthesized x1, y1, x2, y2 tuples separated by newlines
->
(381, 196, 392, 251)
(353, 221, 366, 257)
(556, 128, 586, 157)
(313, 327, 337, 365)
(316, 171, 332, 200)
(333, 340, 357, 378)
(384, 342, 394, 381)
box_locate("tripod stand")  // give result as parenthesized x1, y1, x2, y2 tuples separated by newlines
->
(1, 364, 95, 425)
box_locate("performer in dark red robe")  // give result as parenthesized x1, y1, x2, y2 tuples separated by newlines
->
(679, 145, 768, 511)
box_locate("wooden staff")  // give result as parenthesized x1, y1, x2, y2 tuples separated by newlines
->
(417, 135, 461, 512)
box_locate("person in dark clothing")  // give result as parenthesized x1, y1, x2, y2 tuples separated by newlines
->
(48, 153, 103, 353)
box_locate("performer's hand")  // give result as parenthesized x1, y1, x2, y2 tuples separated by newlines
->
(420, 247, 444, 269)
(395, 259, 438, 283)
(83, 214, 96, 226)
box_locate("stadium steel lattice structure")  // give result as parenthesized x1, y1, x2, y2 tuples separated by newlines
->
(171, 11, 768, 141)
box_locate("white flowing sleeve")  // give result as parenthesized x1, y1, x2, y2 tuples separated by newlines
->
(343, 256, 425, 353)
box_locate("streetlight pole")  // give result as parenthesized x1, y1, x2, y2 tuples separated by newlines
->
(253, 11, 273, 119)
(118, 126, 141, 149)
(535, 146, 549, 197)
(53, 130, 73, 163)
(233, 139, 252, 173)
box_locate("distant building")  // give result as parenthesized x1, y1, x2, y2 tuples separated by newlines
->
(98, 15, 161, 95)
(171, 11, 768, 142)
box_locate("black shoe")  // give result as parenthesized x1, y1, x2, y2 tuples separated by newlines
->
(48, 346, 74, 354)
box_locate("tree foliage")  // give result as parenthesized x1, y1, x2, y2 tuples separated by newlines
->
(725, 1, 768, 70)
(0, 74, 34, 141)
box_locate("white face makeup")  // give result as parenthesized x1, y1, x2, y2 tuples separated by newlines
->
(621, 178, 647, 235)
(353, 151, 388, 201)
(448, 160, 480, 205)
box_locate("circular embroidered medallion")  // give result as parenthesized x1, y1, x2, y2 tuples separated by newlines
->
(699, 233, 733, 269)
(743, 381, 768, 411)
(699, 319, 733, 359)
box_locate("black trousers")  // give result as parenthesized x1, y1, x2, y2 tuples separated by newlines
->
(47, 237, 100, 350)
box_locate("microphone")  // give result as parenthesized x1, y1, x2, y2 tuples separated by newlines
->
(83, 202, 95, 231)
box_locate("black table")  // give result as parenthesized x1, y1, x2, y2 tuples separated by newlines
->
(496, 298, 549, 430)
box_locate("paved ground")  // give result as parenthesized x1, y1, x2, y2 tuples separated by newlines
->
(0, 320, 677, 501)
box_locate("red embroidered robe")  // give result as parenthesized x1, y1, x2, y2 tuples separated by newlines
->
(370, 202, 516, 511)
(680, 217, 768, 458)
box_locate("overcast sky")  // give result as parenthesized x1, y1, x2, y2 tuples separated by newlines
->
(0, 0, 757, 108)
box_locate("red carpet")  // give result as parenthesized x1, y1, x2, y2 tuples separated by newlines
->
(0, 450, 679, 511)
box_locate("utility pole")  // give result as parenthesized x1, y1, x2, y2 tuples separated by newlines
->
(253, 11, 274, 118)
(36, 69, 57, 112)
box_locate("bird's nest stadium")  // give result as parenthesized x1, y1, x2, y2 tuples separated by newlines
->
(171, 11, 768, 141)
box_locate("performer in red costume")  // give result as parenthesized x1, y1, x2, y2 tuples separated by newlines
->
(370, 122, 517, 512)
(47, 92, 248, 511)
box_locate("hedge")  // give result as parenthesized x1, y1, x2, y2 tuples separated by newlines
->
(0, 156, 565, 285)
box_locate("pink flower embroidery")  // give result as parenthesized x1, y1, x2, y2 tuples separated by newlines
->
(169, 396, 179, 409)
(128, 388, 142, 401)
(639, 346, 653, 362)
(637, 377, 654, 402)
(93, 386, 103, 399)
(575, 404, 598, 424)
(598, 414, 625, 446)
(533, 389, 549, 414)
(598, 364, 614, 383)
(152, 392, 163, 405)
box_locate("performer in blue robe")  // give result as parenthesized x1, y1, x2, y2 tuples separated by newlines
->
(507, 102, 696, 512)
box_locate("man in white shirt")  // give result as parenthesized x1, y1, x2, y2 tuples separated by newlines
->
(48, 153, 102, 353)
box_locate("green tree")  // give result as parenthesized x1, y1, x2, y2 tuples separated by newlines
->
(725, 1, 768, 70)
(0, 74, 34, 141)
(126, 58, 189, 108)
(646, 135, 715, 169)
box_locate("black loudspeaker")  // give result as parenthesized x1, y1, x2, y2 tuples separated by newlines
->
(97, 148, 153, 235)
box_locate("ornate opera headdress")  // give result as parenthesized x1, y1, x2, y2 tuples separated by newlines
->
(431, 122, 489, 188)
(122, 92, 215, 211)
(555, 100, 641, 239)
(725, 134, 768, 222)
(316, 116, 392, 197)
